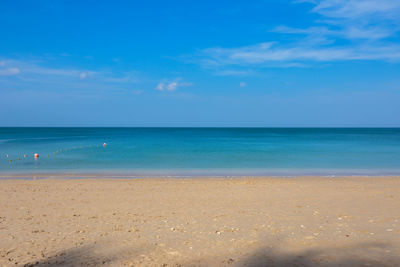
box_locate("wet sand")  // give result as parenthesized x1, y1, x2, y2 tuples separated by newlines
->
(0, 177, 399, 266)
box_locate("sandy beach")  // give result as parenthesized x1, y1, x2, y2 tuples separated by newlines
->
(0, 177, 399, 266)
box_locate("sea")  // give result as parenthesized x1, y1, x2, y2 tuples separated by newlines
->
(1, 127, 400, 177)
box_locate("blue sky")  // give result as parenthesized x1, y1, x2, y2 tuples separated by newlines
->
(1, 0, 400, 126)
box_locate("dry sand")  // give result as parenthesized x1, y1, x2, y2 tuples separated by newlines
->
(0, 176, 400, 266)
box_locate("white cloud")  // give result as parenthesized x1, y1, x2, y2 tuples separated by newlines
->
(214, 69, 254, 76)
(308, 0, 400, 40)
(155, 82, 166, 91)
(0, 67, 20, 76)
(155, 81, 178, 91)
(0, 58, 141, 94)
(79, 72, 88, 80)
(78, 71, 97, 80)
(167, 81, 178, 91)
(239, 82, 247, 87)
(155, 79, 192, 91)
(199, 0, 400, 68)
(272, 25, 392, 41)
(205, 42, 400, 64)
(0, 59, 140, 84)
(311, 0, 400, 20)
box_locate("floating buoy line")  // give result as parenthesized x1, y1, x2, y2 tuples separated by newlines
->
(3, 143, 107, 164)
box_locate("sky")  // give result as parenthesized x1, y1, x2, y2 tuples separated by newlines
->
(1, 0, 400, 127)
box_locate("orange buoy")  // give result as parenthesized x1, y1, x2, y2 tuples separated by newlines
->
(103, 143, 107, 147)
(34, 153, 39, 159)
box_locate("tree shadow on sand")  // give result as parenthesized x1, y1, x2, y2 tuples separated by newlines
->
(237, 241, 400, 267)
(22, 243, 143, 267)
(23, 241, 400, 267)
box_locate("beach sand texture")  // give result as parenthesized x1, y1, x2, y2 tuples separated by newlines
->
(1, 177, 400, 266)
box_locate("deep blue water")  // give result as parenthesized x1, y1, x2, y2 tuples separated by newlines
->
(1, 128, 400, 176)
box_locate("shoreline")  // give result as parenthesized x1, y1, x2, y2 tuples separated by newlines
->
(1, 174, 400, 181)
(1, 172, 400, 180)
(2, 175, 400, 181)
(1, 177, 400, 266)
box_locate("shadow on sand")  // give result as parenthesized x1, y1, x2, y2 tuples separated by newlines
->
(238, 241, 399, 267)
(23, 244, 138, 267)
(23, 241, 400, 266)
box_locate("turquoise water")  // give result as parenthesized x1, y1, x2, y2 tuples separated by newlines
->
(1, 128, 400, 176)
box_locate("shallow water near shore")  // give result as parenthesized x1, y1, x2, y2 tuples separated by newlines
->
(1, 127, 400, 176)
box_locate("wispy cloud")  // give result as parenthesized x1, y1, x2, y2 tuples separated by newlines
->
(0, 58, 141, 94)
(0, 59, 97, 80)
(79, 72, 88, 80)
(155, 78, 192, 92)
(214, 69, 254, 76)
(198, 0, 400, 68)
(311, 0, 400, 21)
(0, 60, 21, 76)
(156, 82, 177, 91)
(0, 67, 20, 76)
(203, 42, 400, 64)
(292, 0, 400, 40)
